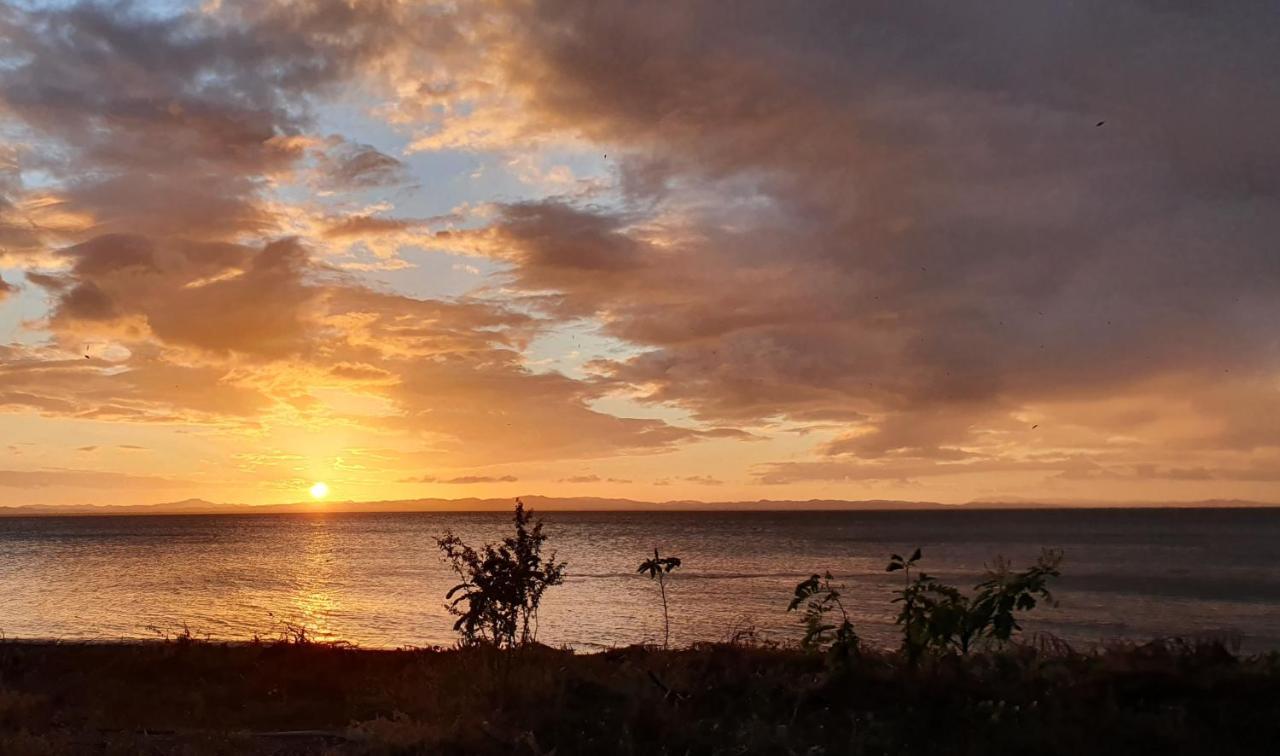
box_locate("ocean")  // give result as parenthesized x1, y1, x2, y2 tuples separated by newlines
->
(2, 508, 1278, 652)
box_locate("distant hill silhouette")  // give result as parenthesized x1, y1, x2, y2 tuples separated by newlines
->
(0, 495, 1275, 517)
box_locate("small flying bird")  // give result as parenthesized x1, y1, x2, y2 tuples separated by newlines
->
(82, 341, 102, 359)
(1032, 424, 1039, 429)
(1096, 121, 1105, 127)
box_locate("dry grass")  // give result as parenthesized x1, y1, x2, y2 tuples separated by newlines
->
(0, 636, 1278, 754)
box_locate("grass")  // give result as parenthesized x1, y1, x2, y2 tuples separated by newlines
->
(1, 635, 1278, 754)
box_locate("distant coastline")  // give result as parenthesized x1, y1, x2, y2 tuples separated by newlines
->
(0, 495, 1276, 517)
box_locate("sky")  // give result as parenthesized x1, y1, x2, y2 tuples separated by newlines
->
(0, 0, 1277, 507)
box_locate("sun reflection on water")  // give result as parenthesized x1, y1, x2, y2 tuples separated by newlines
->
(289, 516, 339, 641)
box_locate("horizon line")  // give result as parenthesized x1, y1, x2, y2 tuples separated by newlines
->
(2, 494, 1278, 518)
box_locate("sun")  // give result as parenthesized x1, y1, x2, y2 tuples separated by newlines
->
(309, 481, 330, 500)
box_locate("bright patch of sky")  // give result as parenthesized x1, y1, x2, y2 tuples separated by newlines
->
(10, 0, 194, 16)
(0, 275, 51, 346)
(522, 321, 634, 379)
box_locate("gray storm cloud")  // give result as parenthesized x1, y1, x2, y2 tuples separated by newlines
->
(439, 0, 1280, 480)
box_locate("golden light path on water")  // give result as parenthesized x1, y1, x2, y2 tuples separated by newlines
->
(292, 518, 338, 642)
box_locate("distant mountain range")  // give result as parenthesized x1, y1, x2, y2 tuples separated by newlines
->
(0, 495, 1275, 517)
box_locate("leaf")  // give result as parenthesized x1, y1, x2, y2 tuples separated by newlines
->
(788, 574, 822, 611)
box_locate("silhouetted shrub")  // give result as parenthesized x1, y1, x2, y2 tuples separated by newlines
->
(436, 499, 566, 648)
(788, 571, 858, 665)
(638, 548, 682, 648)
(889, 548, 1063, 661)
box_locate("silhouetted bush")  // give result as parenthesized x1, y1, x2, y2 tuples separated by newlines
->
(787, 571, 858, 666)
(890, 547, 1063, 662)
(637, 548, 682, 648)
(436, 499, 566, 648)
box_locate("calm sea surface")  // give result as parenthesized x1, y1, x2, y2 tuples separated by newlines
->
(2, 509, 1279, 652)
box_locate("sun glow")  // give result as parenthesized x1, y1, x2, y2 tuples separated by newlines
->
(309, 481, 330, 500)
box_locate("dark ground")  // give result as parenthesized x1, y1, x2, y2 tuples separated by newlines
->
(1, 637, 1278, 754)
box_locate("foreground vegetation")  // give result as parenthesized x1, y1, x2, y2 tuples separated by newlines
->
(2, 636, 1279, 754)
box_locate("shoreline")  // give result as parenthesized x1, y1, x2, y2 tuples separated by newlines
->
(3, 502, 1278, 519)
(1, 637, 1278, 754)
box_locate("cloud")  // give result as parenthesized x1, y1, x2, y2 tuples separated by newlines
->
(31, 234, 322, 359)
(409, 0, 1280, 485)
(682, 475, 725, 486)
(0, 275, 15, 301)
(311, 137, 409, 190)
(1052, 460, 1280, 484)
(558, 475, 633, 484)
(0, 1, 727, 471)
(0, 1, 340, 253)
(0, 468, 185, 489)
(754, 458, 1069, 486)
(654, 475, 725, 487)
(322, 215, 417, 239)
(0, 342, 273, 423)
(406, 474, 518, 484)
